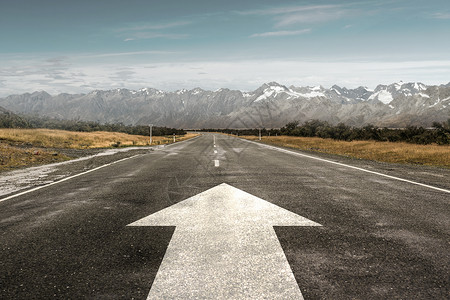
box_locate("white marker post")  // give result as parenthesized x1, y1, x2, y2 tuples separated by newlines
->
(149, 124, 153, 145)
(173, 133, 175, 143)
(259, 128, 262, 141)
(128, 183, 321, 299)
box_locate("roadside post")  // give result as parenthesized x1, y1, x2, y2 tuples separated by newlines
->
(149, 124, 153, 145)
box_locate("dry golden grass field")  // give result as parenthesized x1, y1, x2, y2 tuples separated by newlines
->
(0, 128, 196, 148)
(240, 135, 450, 168)
(0, 128, 197, 171)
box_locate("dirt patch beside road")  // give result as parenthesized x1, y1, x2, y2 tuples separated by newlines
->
(0, 146, 159, 198)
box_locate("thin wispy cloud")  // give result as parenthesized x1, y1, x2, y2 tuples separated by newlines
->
(275, 8, 351, 27)
(45, 56, 69, 64)
(250, 29, 311, 38)
(117, 21, 192, 32)
(117, 20, 191, 41)
(237, 5, 341, 16)
(250, 3, 450, 26)
(431, 12, 450, 19)
(81, 51, 180, 58)
(124, 32, 189, 41)
(237, 3, 358, 27)
(2, 56, 450, 97)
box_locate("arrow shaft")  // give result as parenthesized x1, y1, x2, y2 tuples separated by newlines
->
(147, 226, 304, 300)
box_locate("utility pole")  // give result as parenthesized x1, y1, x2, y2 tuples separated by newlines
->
(149, 124, 153, 145)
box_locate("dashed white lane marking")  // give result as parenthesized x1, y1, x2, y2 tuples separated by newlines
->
(214, 150, 218, 154)
(0, 155, 142, 203)
(214, 160, 220, 167)
(242, 139, 450, 194)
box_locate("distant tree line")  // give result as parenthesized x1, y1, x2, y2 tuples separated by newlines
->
(0, 114, 186, 136)
(201, 119, 450, 145)
(0, 110, 29, 128)
(278, 120, 449, 145)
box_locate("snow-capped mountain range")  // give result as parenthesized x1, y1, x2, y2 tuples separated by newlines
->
(0, 81, 449, 128)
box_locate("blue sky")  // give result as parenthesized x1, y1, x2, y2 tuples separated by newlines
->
(1, 0, 449, 96)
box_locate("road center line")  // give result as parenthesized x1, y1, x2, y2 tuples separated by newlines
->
(0, 154, 142, 203)
(242, 139, 450, 194)
(214, 160, 220, 167)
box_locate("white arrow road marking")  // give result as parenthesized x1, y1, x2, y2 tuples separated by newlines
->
(128, 183, 321, 299)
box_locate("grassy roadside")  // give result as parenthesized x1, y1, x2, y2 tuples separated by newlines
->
(239, 135, 450, 168)
(0, 129, 198, 171)
(0, 143, 72, 171)
(0, 128, 196, 148)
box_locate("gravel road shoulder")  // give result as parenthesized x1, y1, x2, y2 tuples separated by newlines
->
(0, 146, 164, 199)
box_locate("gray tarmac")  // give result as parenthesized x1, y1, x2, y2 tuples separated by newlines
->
(1, 133, 449, 299)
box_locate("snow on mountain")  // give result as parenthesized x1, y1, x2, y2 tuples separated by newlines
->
(176, 89, 188, 95)
(295, 90, 326, 99)
(139, 88, 149, 95)
(366, 81, 431, 104)
(369, 90, 394, 104)
(414, 82, 427, 91)
(190, 88, 204, 95)
(0, 81, 448, 128)
(288, 85, 327, 99)
(329, 85, 373, 102)
(394, 81, 404, 91)
(254, 83, 290, 102)
(418, 93, 430, 98)
(252, 82, 330, 102)
(429, 95, 450, 108)
(331, 86, 341, 95)
(138, 88, 166, 96)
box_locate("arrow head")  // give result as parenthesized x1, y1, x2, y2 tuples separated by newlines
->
(128, 183, 321, 228)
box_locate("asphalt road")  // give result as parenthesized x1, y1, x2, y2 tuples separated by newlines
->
(1, 133, 449, 299)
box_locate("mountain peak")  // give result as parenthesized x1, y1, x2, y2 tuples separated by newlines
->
(31, 91, 51, 97)
(265, 81, 284, 87)
(258, 82, 290, 91)
(0, 81, 448, 129)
